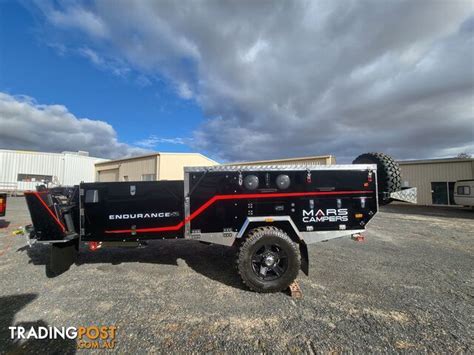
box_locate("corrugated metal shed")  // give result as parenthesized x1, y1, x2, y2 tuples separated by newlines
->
(0, 149, 108, 192)
(226, 155, 336, 166)
(158, 153, 218, 180)
(96, 155, 157, 182)
(399, 158, 474, 206)
(95, 152, 217, 181)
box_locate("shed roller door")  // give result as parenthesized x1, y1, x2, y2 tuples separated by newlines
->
(99, 169, 119, 182)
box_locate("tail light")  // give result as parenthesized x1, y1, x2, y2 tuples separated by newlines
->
(88, 242, 102, 251)
(0, 197, 5, 214)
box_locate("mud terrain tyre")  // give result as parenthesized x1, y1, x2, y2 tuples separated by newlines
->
(353, 152, 401, 205)
(237, 226, 300, 293)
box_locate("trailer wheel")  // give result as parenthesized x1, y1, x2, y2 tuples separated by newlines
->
(353, 152, 401, 205)
(237, 226, 300, 293)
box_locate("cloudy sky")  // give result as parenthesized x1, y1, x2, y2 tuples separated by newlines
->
(0, 1, 473, 162)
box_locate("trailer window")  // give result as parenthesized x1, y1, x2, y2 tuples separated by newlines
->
(457, 186, 470, 195)
(85, 190, 99, 203)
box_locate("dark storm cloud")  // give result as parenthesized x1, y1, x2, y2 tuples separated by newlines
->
(35, 0, 474, 161)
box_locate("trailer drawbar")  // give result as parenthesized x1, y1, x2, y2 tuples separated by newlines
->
(24, 152, 416, 293)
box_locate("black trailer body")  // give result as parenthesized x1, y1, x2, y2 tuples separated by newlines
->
(81, 181, 184, 241)
(182, 165, 377, 246)
(24, 153, 416, 292)
(76, 165, 377, 244)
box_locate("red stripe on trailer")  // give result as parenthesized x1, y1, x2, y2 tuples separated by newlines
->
(105, 221, 185, 234)
(105, 190, 373, 235)
(25, 191, 66, 233)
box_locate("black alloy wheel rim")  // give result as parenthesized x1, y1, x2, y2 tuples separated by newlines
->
(251, 243, 288, 281)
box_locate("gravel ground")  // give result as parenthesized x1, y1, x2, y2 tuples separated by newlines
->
(0, 197, 473, 353)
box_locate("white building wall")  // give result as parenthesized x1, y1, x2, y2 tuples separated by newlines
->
(0, 149, 107, 192)
(62, 153, 108, 185)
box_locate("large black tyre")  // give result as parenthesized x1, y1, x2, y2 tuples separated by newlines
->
(237, 226, 300, 293)
(353, 152, 401, 205)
